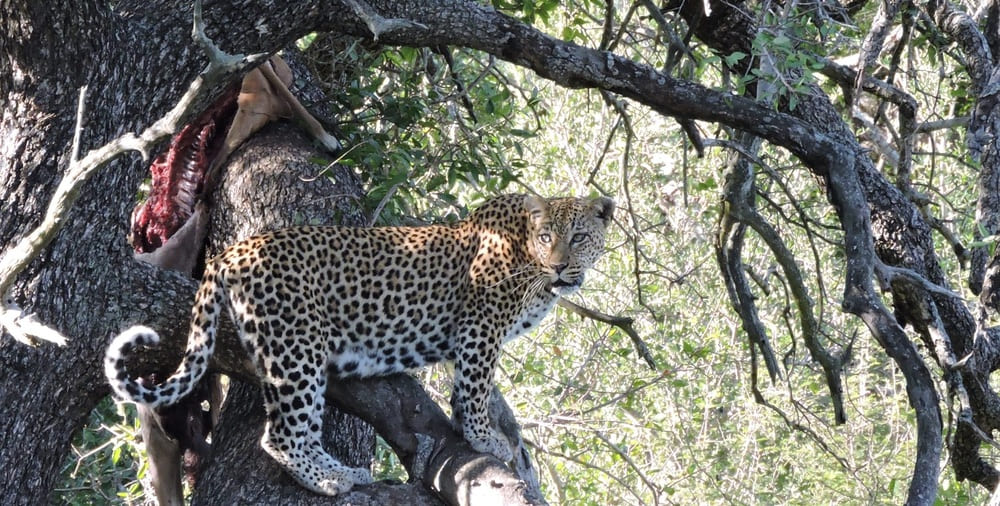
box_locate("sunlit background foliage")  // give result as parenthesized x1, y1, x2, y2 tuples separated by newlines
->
(60, 0, 988, 503)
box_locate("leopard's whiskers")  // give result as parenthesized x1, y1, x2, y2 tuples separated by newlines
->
(518, 274, 548, 311)
(485, 263, 537, 290)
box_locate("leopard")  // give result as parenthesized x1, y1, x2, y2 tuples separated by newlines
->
(105, 193, 615, 496)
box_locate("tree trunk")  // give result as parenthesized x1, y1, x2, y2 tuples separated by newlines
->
(0, 0, 375, 499)
(0, 2, 194, 500)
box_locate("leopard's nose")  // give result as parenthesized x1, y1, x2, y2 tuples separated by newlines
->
(551, 262, 568, 274)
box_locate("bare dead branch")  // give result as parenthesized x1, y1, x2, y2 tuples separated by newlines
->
(854, 0, 904, 97)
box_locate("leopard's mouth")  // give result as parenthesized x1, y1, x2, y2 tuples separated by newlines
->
(549, 276, 582, 295)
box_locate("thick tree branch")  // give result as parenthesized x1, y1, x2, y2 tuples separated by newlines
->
(919, 0, 1000, 299)
(854, 0, 904, 94)
(343, 0, 428, 41)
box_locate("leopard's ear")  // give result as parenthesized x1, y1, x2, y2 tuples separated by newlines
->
(591, 196, 615, 226)
(524, 195, 548, 224)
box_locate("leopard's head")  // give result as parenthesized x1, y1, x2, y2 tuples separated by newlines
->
(525, 195, 615, 295)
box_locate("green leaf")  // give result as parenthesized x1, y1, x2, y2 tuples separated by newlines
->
(694, 176, 717, 191)
(725, 51, 747, 67)
(295, 33, 318, 51)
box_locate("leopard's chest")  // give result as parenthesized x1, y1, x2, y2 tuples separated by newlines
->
(505, 290, 560, 342)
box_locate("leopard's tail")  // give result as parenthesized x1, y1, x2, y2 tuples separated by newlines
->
(104, 263, 226, 409)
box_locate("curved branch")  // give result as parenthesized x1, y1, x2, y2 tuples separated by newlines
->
(924, 0, 993, 91)
(557, 298, 657, 370)
(719, 141, 848, 424)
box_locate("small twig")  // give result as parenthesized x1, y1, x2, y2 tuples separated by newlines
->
(592, 431, 661, 505)
(0, 0, 265, 346)
(70, 86, 87, 163)
(528, 440, 648, 506)
(598, 91, 658, 318)
(557, 298, 657, 370)
(435, 46, 479, 124)
(750, 375, 853, 471)
(368, 182, 402, 227)
(875, 260, 966, 301)
(343, 0, 428, 41)
(577, 370, 670, 416)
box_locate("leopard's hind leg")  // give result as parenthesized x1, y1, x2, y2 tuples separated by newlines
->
(302, 372, 373, 486)
(258, 355, 370, 496)
(259, 379, 353, 495)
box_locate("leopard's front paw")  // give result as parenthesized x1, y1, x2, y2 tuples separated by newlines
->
(315, 466, 372, 496)
(465, 429, 513, 462)
(344, 466, 374, 485)
(315, 475, 354, 496)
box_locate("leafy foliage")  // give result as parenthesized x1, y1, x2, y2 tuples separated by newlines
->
(301, 36, 542, 223)
(56, 400, 145, 505)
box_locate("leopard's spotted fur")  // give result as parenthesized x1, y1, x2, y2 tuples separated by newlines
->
(106, 194, 614, 495)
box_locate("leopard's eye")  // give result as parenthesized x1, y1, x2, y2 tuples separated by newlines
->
(571, 233, 589, 245)
(538, 233, 552, 244)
